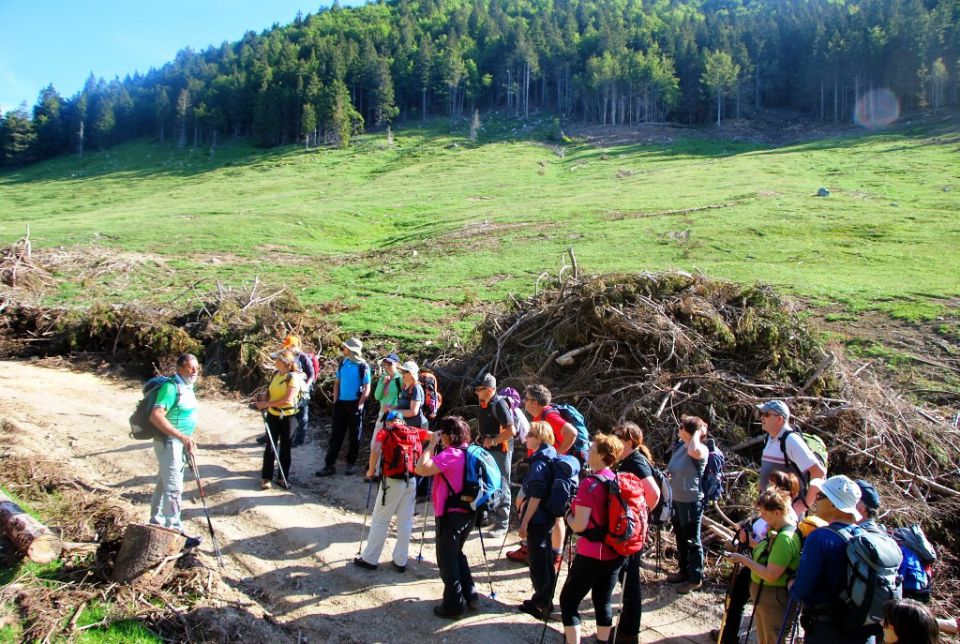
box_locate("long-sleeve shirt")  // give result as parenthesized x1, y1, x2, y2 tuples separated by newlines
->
(790, 521, 857, 606)
(373, 373, 402, 407)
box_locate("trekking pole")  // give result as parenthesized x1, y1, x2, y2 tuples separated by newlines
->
(261, 412, 290, 491)
(186, 450, 224, 568)
(357, 474, 375, 556)
(741, 580, 764, 644)
(416, 476, 432, 562)
(476, 522, 497, 599)
(539, 529, 573, 644)
(609, 559, 626, 644)
(716, 558, 741, 644)
(775, 595, 799, 644)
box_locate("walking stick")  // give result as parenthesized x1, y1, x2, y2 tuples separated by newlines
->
(186, 450, 224, 568)
(775, 595, 800, 644)
(416, 476, 432, 562)
(476, 521, 497, 599)
(539, 528, 573, 644)
(261, 412, 290, 490)
(716, 558, 742, 644)
(357, 474, 375, 556)
(742, 580, 764, 644)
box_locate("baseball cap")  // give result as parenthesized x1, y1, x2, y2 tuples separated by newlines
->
(382, 353, 400, 364)
(755, 400, 790, 419)
(820, 475, 862, 521)
(385, 410, 403, 423)
(398, 360, 419, 375)
(282, 334, 301, 349)
(473, 373, 497, 390)
(854, 479, 880, 510)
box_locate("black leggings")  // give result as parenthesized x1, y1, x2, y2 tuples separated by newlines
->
(559, 553, 624, 627)
(262, 413, 294, 481)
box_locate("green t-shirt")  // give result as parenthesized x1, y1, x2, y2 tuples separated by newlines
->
(751, 525, 801, 587)
(153, 377, 198, 437)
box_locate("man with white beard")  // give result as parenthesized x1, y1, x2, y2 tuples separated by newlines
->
(148, 352, 202, 547)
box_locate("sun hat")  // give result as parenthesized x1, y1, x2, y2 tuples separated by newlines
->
(270, 349, 297, 366)
(473, 373, 497, 390)
(282, 334, 301, 349)
(398, 360, 419, 375)
(820, 475, 862, 521)
(755, 400, 790, 420)
(342, 338, 363, 358)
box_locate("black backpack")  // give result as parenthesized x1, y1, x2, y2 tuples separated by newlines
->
(648, 465, 673, 526)
(129, 376, 178, 440)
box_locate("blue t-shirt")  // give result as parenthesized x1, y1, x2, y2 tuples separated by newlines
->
(790, 522, 858, 606)
(336, 359, 370, 401)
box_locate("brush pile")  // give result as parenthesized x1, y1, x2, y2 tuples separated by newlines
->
(440, 271, 960, 601)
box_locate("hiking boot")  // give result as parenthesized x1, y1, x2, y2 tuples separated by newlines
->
(433, 605, 465, 620)
(353, 557, 378, 571)
(506, 544, 529, 563)
(518, 601, 552, 620)
(260, 479, 272, 490)
(676, 580, 702, 595)
(666, 572, 688, 584)
(345, 464, 358, 475)
(275, 478, 291, 491)
(486, 528, 507, 539)
(315, 466, 336, 477)
(466, 594, 480, 611)
(392, 561, 407, 573)
(182, 534, 202, 549)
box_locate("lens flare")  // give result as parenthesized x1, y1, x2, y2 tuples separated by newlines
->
(854, 89, 900, 129)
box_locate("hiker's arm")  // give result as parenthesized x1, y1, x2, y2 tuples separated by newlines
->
(566, 504, 592, 534)
(519, 497, 541, 539)
(640, 476, 660, 510)
(367, 441, 382, 478)
(495, 422, 515, 444)
(332, 377, 340, 404)
(687, 427, 709, 460)
(358, 381, 370, 408)
(798, 464, 826, 514)
(937, 617, 959, 635)
(414, 432, 441, 476)
(558, 423, 577, 454)
(402, 397, 421, 418)
(149, 406, 196, 453)
(728, 552, 788, 584)
(374, 377, 386, 403)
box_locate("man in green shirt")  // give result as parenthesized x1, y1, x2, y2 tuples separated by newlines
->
(149, 353, 200, 545)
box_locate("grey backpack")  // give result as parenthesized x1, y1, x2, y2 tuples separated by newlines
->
(829, 526, 903, 632)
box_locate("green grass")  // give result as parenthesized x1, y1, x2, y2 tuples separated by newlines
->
(1, 117, 958, 342)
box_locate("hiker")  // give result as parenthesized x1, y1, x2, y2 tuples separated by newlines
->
(316, 338, 370, 477)
(354, 411, 429, 572)
(559, 434, 627, 644)
(256, 335, 316, 447)
(666, 415, 709, 594)
(473, 373, 516, 539)
(611, 422, 662, 644)
(414, 416, 479, 619)
(370, 353, 403, 451)
(148, 353, 202, 547)
(253, 349, 305, 490)
(855, 479, 885, 534)
(756, 400, 826, 516)
(726, 488, 802, 644)
(509, 384, 579, 565)
(790, 474, 875, 643)
(882, 598, 941, 644)
(516, 421, 559, 619)
(893, 524, 937, 605)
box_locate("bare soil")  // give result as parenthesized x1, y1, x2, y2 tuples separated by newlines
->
(0, 360, 721, 643)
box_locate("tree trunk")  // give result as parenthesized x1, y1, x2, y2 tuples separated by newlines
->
(112, 523, 185, 584)
(0, 491, 63, 564)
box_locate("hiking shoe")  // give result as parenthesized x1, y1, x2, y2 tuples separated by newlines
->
(518, 601, 551, 620)
(275, 478, 291, 491)
(467, 594, 480, 611)
(315, 466, 336, 477)
(260, 479, 272, 490)
(433, 605, 465, 620)
(666, 572, 688, 584)
(182, 535, 202, 549)
(353, 557, 378, 571)
(506, 544, 529, 563)
(392, 561, 407, 573)
(345, 465, 358, 475)
(486, 528, 507, 539)
(676, 580, 702, 595)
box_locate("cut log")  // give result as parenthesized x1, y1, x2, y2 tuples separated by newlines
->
(0, 490, 63, 563)
(112, 523, 185, 583)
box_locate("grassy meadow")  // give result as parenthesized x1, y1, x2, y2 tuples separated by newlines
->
(1, 115, 958, 344)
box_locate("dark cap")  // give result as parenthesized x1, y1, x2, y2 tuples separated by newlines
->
(473, 373, 497, 390)
(854, 479, 880, 510)
(382, 353, 400, 364)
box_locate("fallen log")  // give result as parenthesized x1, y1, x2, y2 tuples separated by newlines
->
(0, 490, 63, 563)
(112, 523, 185, 583)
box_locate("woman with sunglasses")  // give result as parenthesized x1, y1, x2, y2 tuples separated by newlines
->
(253, 349, 304, 490)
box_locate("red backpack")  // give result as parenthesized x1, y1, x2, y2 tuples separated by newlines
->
(418, 370, 442, 421)
(584, 472, 649, 557)
(381, 424, 424, 481)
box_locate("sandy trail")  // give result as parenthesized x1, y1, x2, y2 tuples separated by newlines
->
(0, 360, 720, 643)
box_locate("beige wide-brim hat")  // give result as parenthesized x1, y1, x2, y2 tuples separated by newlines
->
(342, 337, 363, 359)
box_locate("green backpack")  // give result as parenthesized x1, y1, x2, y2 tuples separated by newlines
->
(779, 428, 828, 486)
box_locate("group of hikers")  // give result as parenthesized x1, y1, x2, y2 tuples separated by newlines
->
(137, 339, 959, 644)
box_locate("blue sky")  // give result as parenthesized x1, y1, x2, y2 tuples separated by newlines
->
(0, 0, 365, 114)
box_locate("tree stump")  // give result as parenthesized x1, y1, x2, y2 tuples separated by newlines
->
(0, 490, 62, 564)
(112, 523, 185, 583)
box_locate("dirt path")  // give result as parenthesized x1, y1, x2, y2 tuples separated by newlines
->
(0, 360, 721, 643)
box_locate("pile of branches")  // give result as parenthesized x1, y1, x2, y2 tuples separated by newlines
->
(439, 271, 960, 601)
(0, 229, 55, 292)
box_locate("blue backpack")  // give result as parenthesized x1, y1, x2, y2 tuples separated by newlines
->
(545, 403, 590, 454)
(542, 454, 581, 517)
(701, 438, 725, 504)
(442, 445, 504, 514)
